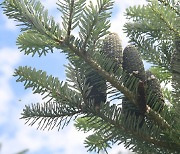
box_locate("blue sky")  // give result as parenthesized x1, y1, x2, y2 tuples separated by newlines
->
(0, 0, 148, 154)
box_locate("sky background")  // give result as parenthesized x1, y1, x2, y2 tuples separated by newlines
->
(0, 0, 148, 154)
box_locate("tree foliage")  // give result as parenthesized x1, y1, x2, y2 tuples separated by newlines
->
(1, 0, 180, 153)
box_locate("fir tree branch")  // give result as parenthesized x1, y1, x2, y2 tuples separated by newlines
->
(123, 25, 173, 70)
(85, 132, 112, 153)
(96, 107, 180, 152)
(150, 3, 180, 37)
(14, 66, 82, 105)
(57, 0, 86, 40)
(2, 0, 179, 152)
(1, 0, 63, 42)
(67, 42, 136, 103)
(22, 102, 82, 130)
(15, 66, 85, 130)
(124, 4, 176, 70)
(65, 62, 92, 105)
(79, 0, 113, 50)
(64, 41, 172, 131)
(17, 30, 58, 56)
(125, 2, 179, 39)
(158, 0, 180, 15)
(9, 0, 171, 132)
(66, 0, 75, 38)
(76, 104, 179, 153)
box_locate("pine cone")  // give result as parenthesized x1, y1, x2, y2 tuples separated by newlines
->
(146, 70, 164, 113)
(171, 38, 180, 102)
(122, 45, 146, 81)
(102, 33, 123, 66)
(85, 69, 107, 110)
(122, 45, 146, 128)
(171, 39, 180, 74)
(122, 97, 145, 129)
(85, 33, 122, 110)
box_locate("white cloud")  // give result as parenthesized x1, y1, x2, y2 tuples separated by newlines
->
(0, 48, 21, 71)
(0, 89, 90, 154)
(0, 79, 13, 114)
(1, 13, 18, 31)
(0, 47, 89, 154)
(0, 47, 22, 123)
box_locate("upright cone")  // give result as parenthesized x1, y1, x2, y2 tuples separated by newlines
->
(85, 69, 106, 111)
(122, 45, 146, 128)
(171, 38, 180, 102)
(146, 70, 164, 113)
(102, 33, 123, 70)
(122, 45, 146, 81)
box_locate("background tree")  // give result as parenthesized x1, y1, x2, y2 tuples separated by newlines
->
(1, 0, 179, 153)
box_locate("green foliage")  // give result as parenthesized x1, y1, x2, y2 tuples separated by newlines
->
(124, 1, 180, 151)
(74, 103, 177, 154)
(124, 0, 179, 71)
(124, 0, 180, 130)
(149, 66, 172, 84)
(171, 37, 180, 133)
(14, 66, 66, 101)
(171, 38, 180, 99)
(146, 70, 164, 112)
(1, 0, 63, 58)
(162, 88, 173, 105)
(17, 30, 58, 56)
(1, 0, 62, 37)
(57, 0, 86, 38)
(78, 0, 113, 51)
(1, 0, 180, 153)
(14, 66, 84, 130)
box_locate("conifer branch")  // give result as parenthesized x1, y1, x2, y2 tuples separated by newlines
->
(63, 41, 172, 131)
(158, 0, 180, 15)
(8, 0, 171, 136)
(80, 105, 179, 153)
(67, 42, 136, 103)
(2, 0, 179, 153)
(14, 66, 81, 104)
(123, 27, 172, 70)
(17, 30, 57, 56)
(67, 0, 75, 38)
(100, 113, 179, 152)
(1, 0, 62, 42)
(21, 102, 82, 130)
(151, 5, 180, 37)
(79, 0, 113, 50)
(57, 0, 86, 41)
